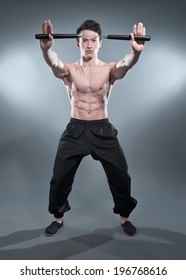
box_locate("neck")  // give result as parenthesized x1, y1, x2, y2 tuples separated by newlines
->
(79, 56, 99, 67)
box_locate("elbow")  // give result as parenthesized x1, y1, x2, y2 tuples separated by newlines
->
(51, 68, 62, 79)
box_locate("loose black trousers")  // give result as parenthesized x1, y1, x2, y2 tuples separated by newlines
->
(49, 118, 137, 218)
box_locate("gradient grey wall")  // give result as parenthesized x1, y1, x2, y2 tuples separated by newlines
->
(0, 0, 185, 233)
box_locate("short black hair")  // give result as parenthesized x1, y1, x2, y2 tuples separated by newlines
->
(76, 19, 102, 40)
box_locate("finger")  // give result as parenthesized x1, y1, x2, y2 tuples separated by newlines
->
(46, 20, 50, 33)
(42, 20, 47, 34)
(143, 26, 146, 36)
(133, 24, 137, 35)
(48, 20, 53, 34)
(138, 22, 144, 35)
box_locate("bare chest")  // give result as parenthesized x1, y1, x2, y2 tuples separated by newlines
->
(69, 65, 110, 93)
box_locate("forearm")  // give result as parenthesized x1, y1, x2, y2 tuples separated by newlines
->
(116, 50, 141, 69)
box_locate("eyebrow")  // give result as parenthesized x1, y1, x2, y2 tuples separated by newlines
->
(79, 36, 100, 39)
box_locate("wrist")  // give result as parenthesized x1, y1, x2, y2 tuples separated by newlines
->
(132, 49, 141, 55)
(42, 47, 52, 54)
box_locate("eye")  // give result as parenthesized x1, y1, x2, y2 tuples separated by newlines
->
(81, 38, 87, 43)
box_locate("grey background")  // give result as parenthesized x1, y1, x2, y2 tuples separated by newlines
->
(0, 0, 185, 259)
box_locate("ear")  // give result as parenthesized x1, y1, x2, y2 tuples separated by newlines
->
(76, 41, 80, 48)
(99, 40, 102, 48)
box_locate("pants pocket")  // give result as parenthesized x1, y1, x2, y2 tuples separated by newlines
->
(90, 122, 118, 138)
(64, 123, 85, 139)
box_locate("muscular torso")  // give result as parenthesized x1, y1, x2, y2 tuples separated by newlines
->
(62, 61, 114, 120)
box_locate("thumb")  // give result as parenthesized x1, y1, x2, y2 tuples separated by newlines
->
(130, 32, 134, 42)
(48, 33, 53, 41)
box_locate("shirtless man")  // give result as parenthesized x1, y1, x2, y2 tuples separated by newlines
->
(39, 19, 145, 236)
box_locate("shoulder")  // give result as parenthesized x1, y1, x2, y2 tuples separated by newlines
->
(98, 60, 116, 70)
(64, 61, 81, 71)
(107, 62, 116, 69)
(99, 61, 116, 71)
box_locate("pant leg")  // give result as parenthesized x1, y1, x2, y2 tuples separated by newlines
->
(49, 121, 88, 218)
(90, 121, 137, 217)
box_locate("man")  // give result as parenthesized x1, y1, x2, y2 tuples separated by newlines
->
(39, 19, 146, 236)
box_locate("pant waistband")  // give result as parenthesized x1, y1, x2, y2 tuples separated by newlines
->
(70, 117, 109, 125)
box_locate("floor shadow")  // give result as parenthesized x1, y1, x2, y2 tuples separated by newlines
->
(94, 226, 186, 260)
(0, 226, 185, 260)
(0, 228, 43, 248)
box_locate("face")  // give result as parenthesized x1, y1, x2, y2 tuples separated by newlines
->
(77, 29, 102, 60)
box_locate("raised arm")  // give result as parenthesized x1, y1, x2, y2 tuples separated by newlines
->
(39, 20, 69, 79)
(110, 22, 146, 84)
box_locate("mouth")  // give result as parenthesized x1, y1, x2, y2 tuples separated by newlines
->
(86, 50, 93, 54)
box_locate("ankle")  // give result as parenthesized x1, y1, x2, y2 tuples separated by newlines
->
(120, 216, 128, 224)
(55, 218, 63, 224)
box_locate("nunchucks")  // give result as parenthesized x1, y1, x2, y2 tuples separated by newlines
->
(35, 33, 151, 41)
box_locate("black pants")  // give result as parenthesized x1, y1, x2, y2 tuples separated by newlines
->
(49, 118, 137, 218)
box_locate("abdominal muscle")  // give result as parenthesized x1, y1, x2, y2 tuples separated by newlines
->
(70, 90, 109, 120)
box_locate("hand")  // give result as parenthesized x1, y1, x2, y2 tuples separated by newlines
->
(39, 20, 54, 50)
(130, 22, 146, 53)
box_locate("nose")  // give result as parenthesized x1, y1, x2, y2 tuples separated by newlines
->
(87, 40, 92, 48)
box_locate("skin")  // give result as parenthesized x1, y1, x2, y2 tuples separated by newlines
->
(39, 20, 146, 223)
(40, 20, 145, 121)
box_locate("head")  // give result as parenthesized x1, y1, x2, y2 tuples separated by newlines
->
(76, 19, 102, 39)
(76, 20, 103, 60)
